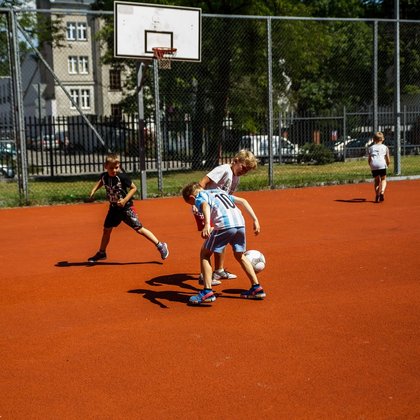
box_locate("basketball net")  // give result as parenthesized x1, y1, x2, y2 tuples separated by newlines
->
(152, 47, 177, 69)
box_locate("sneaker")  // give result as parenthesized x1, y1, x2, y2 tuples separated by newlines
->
(212, 269, 237, 280)
(157, 242, 169, 260)
(379, 193, 384, 202)
(198, 274, 222, 287)
(375, 194, 380, 203)
(241, 285, 266, 300)
(189, 289, 216, 305)
(88, 251, 107, 263)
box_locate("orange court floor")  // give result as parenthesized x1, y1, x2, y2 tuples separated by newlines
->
(1, 180, 419, 419)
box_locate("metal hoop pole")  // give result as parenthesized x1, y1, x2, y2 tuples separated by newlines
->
(153, 58, 164, 194)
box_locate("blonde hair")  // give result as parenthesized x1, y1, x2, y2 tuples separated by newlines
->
(372, 132, 385, 143)
(105, 153, 120, 166)
(233, 149, 258, 170)
(181, 182, 202, 202)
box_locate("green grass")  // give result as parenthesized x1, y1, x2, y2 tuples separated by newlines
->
(1, 156, 419, 208)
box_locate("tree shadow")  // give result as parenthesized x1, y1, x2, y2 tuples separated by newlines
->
(55, 260, 162, 267)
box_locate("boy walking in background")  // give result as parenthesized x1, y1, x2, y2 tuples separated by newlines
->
(368, 132, 391, 202)
(87, 153, 169, 262)
(182, 182, 266, 305)
(194, 150, 258, 286)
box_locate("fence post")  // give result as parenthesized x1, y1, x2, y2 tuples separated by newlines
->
(136, 62, 147, 199)
(343, 106, 347, 143)
(9, 9, 29, 204)
(267, 16, 274, 188)
(394, 0, 401, 175)
(153, 59, 164, 195)
(373, 20, 378, 133)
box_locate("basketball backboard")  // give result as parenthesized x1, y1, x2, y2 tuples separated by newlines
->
(114, 1, 201, 62)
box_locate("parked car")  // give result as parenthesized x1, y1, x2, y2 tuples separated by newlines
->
(346, 137, 374, 158)
(384, 139, 420, 156)
(324, 137, 353, 161)
(0, 139, 16, 178)
(28, 134, 60, 151)
(240, 135, 298, 164)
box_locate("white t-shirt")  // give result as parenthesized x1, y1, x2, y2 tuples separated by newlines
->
(205, 164, 239, 194)
(368, 143, 389, 170)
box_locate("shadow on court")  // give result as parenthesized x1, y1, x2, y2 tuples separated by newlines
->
(334, 198, 371, 203)
(55, 260, 162, 267)
(128, 274, 245, 308)
(128, 273, 198, 308)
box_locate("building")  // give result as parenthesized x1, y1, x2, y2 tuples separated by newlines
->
(23, 0, 125, 119)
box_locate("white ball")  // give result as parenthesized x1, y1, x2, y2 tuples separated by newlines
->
(244, 249, 266, 273)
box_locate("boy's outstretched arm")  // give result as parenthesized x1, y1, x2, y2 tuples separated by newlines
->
(233, 196, 260, 235)
(89, 179, 104, 199)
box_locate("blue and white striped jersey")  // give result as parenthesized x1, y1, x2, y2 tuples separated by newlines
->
(195, 189, 245, 230)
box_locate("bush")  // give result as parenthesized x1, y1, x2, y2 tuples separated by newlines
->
(297, 142, 335, 165)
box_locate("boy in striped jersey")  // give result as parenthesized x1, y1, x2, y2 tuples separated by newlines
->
(182, 182, 266, 305)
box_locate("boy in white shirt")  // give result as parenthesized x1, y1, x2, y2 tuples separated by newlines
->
(368, 132, 391, 202)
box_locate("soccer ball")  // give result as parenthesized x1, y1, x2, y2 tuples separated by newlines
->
(244, 250, 266, 273)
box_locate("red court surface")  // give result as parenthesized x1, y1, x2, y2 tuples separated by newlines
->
(1, 180, 420, 419)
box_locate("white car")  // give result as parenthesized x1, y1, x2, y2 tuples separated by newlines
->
(240, 135, 298, 164)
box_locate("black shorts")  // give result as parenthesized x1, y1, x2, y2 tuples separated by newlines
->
(104, 205, 143, 230)
(371, 168, 387, 177)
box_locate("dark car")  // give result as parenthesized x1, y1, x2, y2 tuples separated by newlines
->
(27, 134, 60, 151)
(341, 137, 373, 159)
(0, 140, 16, 178)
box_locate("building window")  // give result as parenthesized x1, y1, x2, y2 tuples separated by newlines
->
(68, 57, 89, 75)
(77, 23, 87, 41)
(69, 89, 91, 110)
(66, 22, 87, 41)
(80, 89, 91, 109)
(111, 104, 122, 119)
(79, 57, 89, 74)
(109, 69, 121, 90)
(70, 89, 79, 109)
(68, 56, 78, 74)
(66, 22, 76, 40)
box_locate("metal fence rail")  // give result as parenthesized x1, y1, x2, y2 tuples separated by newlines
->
(1, 7, 420, 206)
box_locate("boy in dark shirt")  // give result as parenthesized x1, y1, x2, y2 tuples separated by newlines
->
(87, 153, 169, 262)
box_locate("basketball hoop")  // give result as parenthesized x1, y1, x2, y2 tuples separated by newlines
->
(152, 47, 177, 69)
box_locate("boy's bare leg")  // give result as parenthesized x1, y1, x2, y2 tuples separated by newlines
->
(374, 176, 380, 195)
(137, 227, 159, 245)
(201, 247, 214, 289)
(99, 227, 113, 251)
(380, 176, 387, 194)
(214, 249, 225, 271)
(234, 251, 259, 286)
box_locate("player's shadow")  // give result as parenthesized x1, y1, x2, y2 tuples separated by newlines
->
(55, 260, 162, 267)
(129, 273, 247, 309)
(334, 198, 370, 203)
(128, 273, 201, 308)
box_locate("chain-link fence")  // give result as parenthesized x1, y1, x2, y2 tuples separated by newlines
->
(1, 7, 420, 206)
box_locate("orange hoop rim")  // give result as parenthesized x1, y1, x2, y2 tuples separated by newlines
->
(152, 47, 177, 59)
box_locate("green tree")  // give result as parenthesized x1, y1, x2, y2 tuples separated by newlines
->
(0, 1, 65, 77)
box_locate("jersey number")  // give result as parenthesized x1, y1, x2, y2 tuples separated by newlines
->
(215, 194, 236, 209)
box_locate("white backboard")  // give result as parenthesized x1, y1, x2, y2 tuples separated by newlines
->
(114, 1, 202, 62)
